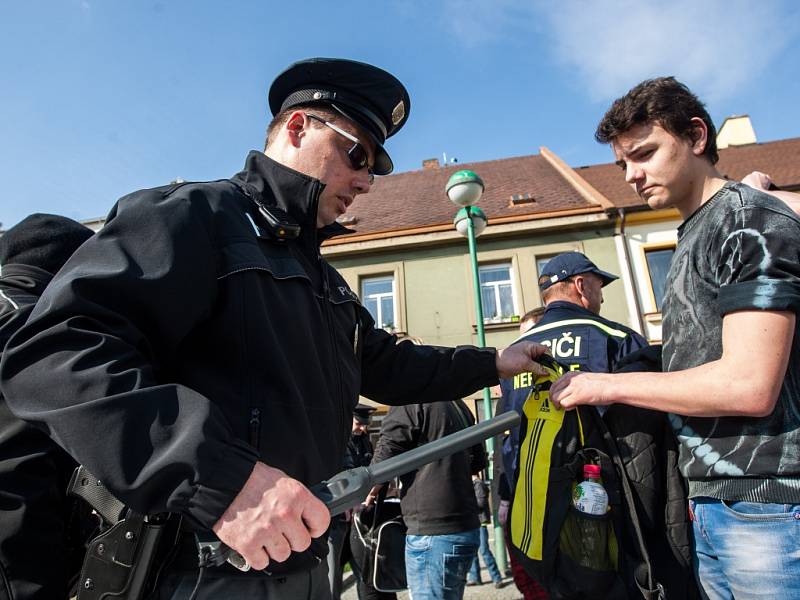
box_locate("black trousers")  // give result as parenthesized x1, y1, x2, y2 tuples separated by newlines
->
(153, 561, 332, 600)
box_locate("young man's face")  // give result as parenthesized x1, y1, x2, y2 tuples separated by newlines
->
(611, 122, 701, 212)
(289, 113, 375, 228)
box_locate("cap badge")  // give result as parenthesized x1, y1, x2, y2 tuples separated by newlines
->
(391, 100, 405, 126)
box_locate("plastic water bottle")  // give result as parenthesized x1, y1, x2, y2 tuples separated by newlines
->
(572, 464, 608, 515)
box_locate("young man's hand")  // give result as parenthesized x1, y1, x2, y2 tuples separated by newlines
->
(549, 371, 614, 410)
(212, 462, 330, 571)
(495, 341, 551, 379)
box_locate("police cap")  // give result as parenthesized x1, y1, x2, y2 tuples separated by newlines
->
(538, 252, 618, 291)
(353, 403, 376, 425)
(268, 57, 410, 176)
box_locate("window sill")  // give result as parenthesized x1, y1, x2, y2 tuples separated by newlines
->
(472, 321, 520, 333)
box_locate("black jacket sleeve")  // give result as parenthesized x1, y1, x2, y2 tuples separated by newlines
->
(358, 308, 499, 405)
(0, 189, 259, 530)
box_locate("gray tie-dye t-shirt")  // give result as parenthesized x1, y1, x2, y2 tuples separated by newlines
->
(662, 182, 800, 503)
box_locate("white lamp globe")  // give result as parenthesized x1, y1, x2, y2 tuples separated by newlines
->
(446, 170, 485, 207)
(453, 206, 488, 237)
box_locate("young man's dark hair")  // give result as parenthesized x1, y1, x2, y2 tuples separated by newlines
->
(595, 76, 719, 164)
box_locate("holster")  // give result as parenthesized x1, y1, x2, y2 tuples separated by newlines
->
(69, 466, 179, 599)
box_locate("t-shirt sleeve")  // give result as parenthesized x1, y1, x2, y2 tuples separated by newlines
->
(715, 205, 800, 315)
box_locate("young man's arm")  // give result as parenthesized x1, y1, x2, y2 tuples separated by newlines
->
(550, 309, 794, 417)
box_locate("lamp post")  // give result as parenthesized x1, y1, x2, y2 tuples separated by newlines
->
(446, 170, 508, 573)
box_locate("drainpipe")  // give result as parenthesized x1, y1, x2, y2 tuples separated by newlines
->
(613, 208, 647, 336)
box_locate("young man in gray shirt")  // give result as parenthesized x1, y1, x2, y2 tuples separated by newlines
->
(550, 77, 800, 599)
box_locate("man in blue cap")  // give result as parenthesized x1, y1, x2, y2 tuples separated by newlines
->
(0, 58, 548, 598)
(498, 251, 648, 557)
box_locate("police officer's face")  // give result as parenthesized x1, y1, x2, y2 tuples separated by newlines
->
(288, 112, 376, 228)
(352, 419, 368, 435)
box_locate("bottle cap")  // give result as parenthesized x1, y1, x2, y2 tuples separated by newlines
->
(583, 464, 601, 479)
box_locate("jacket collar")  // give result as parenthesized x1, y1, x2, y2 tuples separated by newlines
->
(231, 151, 354, 247)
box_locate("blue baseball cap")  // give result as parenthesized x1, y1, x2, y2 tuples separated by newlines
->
(538, 252, 618, 291)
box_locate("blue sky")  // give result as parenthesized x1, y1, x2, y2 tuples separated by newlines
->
(2, 0, 798, 228)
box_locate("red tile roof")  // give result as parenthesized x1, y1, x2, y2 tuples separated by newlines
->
(328, 137, 800, 241)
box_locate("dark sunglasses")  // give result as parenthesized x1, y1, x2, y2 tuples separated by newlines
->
(306, 113, 375, 184)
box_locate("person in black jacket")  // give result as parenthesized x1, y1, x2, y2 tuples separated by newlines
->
(0, 58, 548, 599)
(0, 214, 94, 600)
(371, 395, 486, 600)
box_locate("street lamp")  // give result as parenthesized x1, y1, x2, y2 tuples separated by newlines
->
(446, 169, 508, 573)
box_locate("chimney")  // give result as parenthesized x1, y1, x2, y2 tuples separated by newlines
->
(422, 158, 440, 170)
(717, 115, 757, 149)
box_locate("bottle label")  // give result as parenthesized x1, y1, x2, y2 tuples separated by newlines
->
(573, 481, 608, 515)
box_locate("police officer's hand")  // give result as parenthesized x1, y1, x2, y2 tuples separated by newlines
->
(212, 461, 330, 571)
(549, 371, 613, 410)
(495, 341, 550, 379)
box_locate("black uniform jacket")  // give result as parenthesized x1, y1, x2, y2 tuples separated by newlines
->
(0, 265, 84, 599)
(0, 152, 498, 562)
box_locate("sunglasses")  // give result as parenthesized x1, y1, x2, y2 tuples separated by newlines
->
(306, 113, 375, 184)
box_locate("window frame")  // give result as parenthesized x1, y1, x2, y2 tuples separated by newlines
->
(478, 262, 519, 324)
(361, 275, 397, 331)
(639, 241, 676, 314)
(345, 262, 407, 334)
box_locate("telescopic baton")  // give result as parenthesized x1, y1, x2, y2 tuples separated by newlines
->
(202, 408, 522, 570)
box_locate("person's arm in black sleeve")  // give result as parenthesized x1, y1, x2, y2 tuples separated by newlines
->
(371, 404, 421, 465)
(358, 310, 498, 405)
(0, 188, 259, 530)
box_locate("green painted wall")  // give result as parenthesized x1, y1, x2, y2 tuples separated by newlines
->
(329, 222, 633, 350)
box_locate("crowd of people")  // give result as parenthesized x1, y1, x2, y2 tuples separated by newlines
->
(0, 57, 799, 600)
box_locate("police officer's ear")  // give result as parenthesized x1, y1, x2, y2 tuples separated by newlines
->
(285, 110, 310, 148)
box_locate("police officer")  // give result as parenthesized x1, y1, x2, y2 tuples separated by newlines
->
(500, 251, 648, 488)
(0, 214, 94, 599)
(0, 58, 548, 599)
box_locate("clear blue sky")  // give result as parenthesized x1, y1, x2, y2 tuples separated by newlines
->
(2, 0, 799, 228)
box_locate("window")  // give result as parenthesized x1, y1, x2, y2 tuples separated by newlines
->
(479, 263, 518, 323)
(361, 276, 396, 330)
(644, 247, 675, 311)
(536, 256, 555, 280)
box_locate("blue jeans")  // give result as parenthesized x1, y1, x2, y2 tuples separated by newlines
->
(467, 526, 502, 584)
(690, 497, 800, 599)
(405, 529, 480, 600)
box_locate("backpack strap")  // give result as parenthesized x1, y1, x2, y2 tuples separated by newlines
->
(596, 418, 665, 600)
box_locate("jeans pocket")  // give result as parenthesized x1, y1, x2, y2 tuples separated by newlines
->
(406, 534, 432, 552)
(442, 544, 478, 591)
(721, 500, 800, 522)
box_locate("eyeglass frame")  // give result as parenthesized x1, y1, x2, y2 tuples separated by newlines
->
(306, 113, 375, 184)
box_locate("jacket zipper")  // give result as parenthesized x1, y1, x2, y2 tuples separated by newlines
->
(249, 408, 261, 451)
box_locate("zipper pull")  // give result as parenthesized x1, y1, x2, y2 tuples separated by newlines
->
(249, 408, 261, 449)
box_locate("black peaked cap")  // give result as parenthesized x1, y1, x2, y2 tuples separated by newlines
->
(269, 57, 411, 176)
(0, 213, 94, 275)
